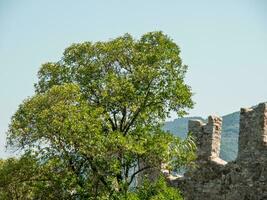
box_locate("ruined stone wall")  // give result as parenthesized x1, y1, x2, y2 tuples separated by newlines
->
(170, 102, 267, 200)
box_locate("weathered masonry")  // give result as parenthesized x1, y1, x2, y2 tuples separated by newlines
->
(170, 102, 267, 200)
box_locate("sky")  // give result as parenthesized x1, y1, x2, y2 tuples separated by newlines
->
(0, 0, 267, 157)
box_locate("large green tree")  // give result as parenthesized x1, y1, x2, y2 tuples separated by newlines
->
(6, 31, 195, 199)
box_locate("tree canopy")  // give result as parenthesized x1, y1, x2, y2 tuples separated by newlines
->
(5, 31, 195, 199)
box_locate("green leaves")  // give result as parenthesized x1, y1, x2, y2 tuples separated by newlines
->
(6, 31, 195, 199)
(168, 133, 197, 172)
(35, 31, 193, 124)
(0, 152, 76, 200)
(8, 84, 103, 152)
(128, 176, 183, 200)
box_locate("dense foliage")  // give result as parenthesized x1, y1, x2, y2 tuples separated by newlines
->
(4, 31, 195, 199)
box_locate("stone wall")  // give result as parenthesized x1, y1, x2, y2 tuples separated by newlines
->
(170, 102, 267, 200)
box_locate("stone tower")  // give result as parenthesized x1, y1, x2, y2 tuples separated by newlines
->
(188, 116, 226, 165)
(237, 102, 267, 161)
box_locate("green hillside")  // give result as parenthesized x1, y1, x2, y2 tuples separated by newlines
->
(163, 112, 240, 161)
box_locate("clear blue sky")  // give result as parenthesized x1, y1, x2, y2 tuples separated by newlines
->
(0, 0, 267, 157)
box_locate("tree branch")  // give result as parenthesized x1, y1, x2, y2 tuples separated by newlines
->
(108, 117, 116, 131)
(122, 77, 155, 135)
(119, 107, 127, 132)
(128, 165, 152, 186)
(112, 111, 118, 130)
